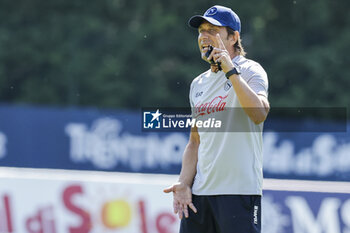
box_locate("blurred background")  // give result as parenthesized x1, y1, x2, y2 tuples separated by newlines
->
(1, 0, 349, 108)
(0, 0, 349, 233)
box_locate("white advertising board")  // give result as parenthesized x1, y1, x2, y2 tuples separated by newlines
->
(1, 167, 350, 233)
(0, 168, 179, 233)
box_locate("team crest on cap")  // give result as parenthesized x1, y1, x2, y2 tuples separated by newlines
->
(205, 7, 217, 16)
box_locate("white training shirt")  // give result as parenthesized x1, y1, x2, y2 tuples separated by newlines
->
(190, 55, 268, 195)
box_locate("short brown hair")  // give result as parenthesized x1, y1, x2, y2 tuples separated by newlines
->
(226, 27, 246, 56)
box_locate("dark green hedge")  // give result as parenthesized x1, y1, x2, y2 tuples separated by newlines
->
(0, 0, 349, 111)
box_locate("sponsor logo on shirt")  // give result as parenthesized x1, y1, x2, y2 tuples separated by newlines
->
(195, 91, 203, 98)
(224, 80, 232, 91)
(194, 95, 228, 117)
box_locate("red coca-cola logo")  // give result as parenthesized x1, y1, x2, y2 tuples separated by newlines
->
(194, 95, 228, 117)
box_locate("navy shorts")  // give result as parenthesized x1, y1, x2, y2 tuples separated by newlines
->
(180, 194, 261, 233)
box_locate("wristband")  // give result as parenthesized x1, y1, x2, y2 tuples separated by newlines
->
(225, 67, 241, 79)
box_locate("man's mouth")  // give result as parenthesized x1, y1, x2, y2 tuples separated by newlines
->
(202, 45, 210, 51)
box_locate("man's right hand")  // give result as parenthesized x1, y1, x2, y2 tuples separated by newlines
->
(163, 182, 197, 219)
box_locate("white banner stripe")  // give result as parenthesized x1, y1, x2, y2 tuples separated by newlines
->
(1, 167, 350, 194)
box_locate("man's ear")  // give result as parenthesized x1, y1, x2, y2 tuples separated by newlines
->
(233, 31, 239, 44)
(228, 31, 239, 46)
(234, 31, 240, 43)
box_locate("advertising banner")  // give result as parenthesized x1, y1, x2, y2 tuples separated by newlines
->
(0, 168, 350, 233)
(0, 104, 349, 181)
(0, 168, 179, 233)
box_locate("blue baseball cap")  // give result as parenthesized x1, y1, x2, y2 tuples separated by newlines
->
(188, 5, 241, 33)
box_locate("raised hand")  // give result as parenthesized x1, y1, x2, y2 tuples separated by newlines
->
(206, 34, 235, 73)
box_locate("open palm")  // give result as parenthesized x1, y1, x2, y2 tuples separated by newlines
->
(164, 182, 197, 219)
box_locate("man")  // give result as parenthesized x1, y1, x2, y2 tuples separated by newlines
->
(164, 5, 269, 233)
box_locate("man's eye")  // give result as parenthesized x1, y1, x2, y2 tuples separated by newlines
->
(209, 29, 216, 33)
